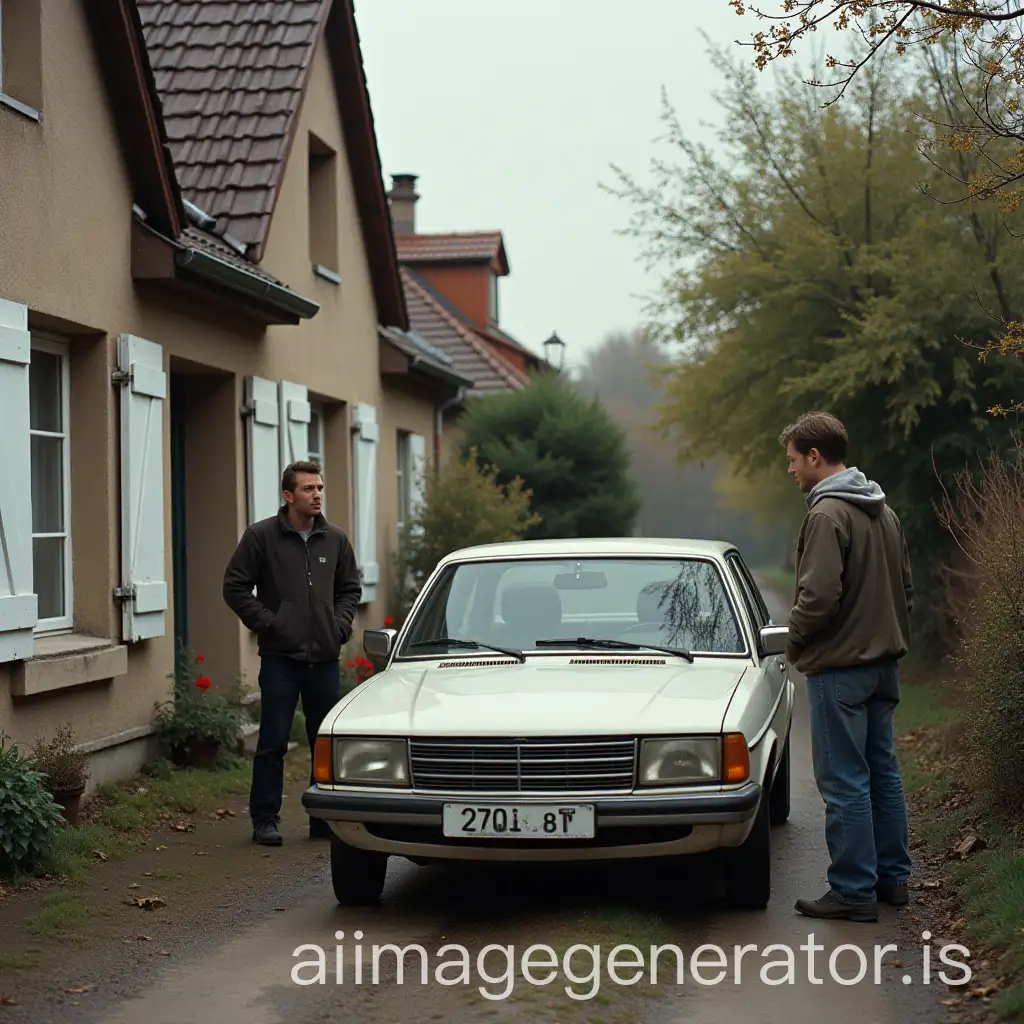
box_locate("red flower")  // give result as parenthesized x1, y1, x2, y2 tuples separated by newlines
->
(195, 675, 212, 690)
(383, 617, 394, 627)
(345, 659, 355, 668)
(196, 654, 205, 663)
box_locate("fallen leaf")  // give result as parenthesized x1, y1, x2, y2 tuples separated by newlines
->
(955, 834, 986, 859)
(157, 951, 170, 957)
(128, 883, 140, 889)
(970, 985, 998, 998)
(135, 935, 152, 942)
(194, 851, 208, 857)
(890, 961, 905, 968)
(170, 823, 195, 833)
(93, 850, 108, 862)
(214, 808, 235, 818)
(940, 998, 961, 1006)
(125, 896, 166, 910)
(155, 846, 167, 851)
(0, 996, 18, 1006)
(64, 984, 94, 994)
(922, 880, 941, 889)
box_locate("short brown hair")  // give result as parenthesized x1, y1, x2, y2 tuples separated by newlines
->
(779, 412, 848, 463)
(282, 459, 322, 493)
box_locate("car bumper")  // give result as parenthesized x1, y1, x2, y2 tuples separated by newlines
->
(301, 782, 762, 861)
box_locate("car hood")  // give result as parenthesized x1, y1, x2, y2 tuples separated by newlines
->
(325, 658, 749, 736)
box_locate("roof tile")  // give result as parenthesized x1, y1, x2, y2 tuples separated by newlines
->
(395, 231, 504, 265)
(137, 0, 328, 248)
(401, 269, 527, 394)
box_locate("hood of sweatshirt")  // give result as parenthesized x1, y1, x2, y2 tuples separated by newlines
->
(806, 466, 887, 516)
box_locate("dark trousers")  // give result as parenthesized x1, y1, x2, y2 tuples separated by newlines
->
(249, 655, 341, 825)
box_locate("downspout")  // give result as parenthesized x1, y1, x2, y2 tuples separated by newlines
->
(435, 387, 466, 470)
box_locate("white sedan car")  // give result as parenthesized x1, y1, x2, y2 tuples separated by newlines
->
(304, 538, 794, 910)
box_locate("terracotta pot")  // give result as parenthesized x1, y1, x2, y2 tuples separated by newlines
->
(172, 739, 220, 770)
(51, 784, 85, 826)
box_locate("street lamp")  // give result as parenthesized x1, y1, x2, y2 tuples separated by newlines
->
(543, 331, 566, 372)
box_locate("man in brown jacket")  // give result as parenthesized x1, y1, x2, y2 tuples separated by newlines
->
(780, 412, 914, 922)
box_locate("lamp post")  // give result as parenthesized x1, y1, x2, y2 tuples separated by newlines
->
(543, 331, 566, 372)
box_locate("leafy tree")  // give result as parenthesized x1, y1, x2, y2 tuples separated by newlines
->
(731, 1, 1024, 410)
(392, 449, 539, 621)
(455, 372, 642, 540)
(605, 47, 1024, 654)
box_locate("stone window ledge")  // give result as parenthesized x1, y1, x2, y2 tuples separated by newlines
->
(11, 634, 127, 698)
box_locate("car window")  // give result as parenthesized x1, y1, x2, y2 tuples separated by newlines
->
(400, 556, 748, 656)
(726, 555, 762, 631)
(732, 553, 772, 625)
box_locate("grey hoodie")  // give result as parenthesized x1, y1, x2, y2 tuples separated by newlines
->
(806, 466, 887, 516)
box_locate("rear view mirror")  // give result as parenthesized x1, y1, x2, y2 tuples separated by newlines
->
(758, 625, 788, 657)
(553, 572, 607, 590)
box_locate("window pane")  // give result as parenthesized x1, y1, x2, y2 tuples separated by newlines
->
(31, 434, 64, 533)
(33, 536, 65, 620)
(307, 409, 321, 458)
(30, 349, 62, 433)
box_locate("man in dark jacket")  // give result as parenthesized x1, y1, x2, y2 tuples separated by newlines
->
(779, 412, 914, 922)
(223, 460, 362, 846)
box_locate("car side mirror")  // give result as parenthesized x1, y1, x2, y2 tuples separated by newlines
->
(758, 624, 788, 658)
(364, 628, 397, 661)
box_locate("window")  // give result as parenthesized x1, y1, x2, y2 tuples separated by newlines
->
(396, 431, 411, 532)
(0, 0, 43, 118)
(307, 401, 325, 512)
(399, 556, 747, 657)
(29, 336, 72, 633)
(488, 271, 499, 323)
(308, 133, 339, 278)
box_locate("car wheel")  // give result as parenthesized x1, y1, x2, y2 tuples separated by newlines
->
(769, 733, 791, 825)
(722, 788, 771, 910)
(330, 836, 389, 906)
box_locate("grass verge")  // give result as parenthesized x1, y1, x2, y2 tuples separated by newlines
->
(1, 752, 255, 892)
(895, 677, 1024, 1019)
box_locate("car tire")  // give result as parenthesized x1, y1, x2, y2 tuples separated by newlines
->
(769, 733, 791, 825)
(722, 788, 771, 910)
(330, 836, 388, 906)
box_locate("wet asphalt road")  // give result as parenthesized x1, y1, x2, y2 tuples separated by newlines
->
(6, 581, 960, 1024)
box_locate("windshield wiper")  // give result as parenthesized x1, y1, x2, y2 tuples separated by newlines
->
(408, 638, 525, 663)
(534, 637, 694, 663)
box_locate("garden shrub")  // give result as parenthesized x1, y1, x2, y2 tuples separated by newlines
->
(0, 734, 66, 878)
(938, 440, 1024, 817)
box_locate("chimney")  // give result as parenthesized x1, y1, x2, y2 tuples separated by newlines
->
(387, 173, 419, 234)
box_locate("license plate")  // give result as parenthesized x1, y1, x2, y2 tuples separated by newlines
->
(442, 803, 595, 839)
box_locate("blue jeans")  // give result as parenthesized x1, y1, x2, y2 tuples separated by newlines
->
(805, 661, 912, 904)
(249, 655, 341, 825)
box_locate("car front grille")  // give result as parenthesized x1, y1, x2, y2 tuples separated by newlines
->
(408, 738, 637, 793)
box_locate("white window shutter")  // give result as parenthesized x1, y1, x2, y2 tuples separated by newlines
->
(117, 334, 168, 643)
(0, 299, 37, 662)
(244, 376, 281, 524)
(351, 403, 379, 605)
(278, 380, 311, 477)
(407, 432, 427, 523)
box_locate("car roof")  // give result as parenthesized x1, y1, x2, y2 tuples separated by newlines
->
(437, 537, 741, 564)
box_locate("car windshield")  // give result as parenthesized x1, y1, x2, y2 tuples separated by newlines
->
(398, 556, 747, 658)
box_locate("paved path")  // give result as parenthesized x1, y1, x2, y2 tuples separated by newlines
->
(0, 578, 958, 1024)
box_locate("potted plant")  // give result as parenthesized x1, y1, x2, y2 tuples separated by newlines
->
(153, 649, 243, 769)
(29, 723, 91, 825)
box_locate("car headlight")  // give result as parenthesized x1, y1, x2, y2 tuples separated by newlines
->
(639, 737, 721, 785)
(334, 739, 409, 786)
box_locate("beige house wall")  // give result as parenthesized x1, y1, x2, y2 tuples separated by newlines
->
(0, 9, 439, 788)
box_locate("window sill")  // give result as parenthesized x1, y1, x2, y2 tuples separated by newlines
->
(312, 264, 342, 286)
(0, 92, 42, 123)
(11, 634, 127, 698)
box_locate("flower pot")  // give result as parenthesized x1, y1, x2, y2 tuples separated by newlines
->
(51, 784, 86, 826)
(171, 739, 220, 770)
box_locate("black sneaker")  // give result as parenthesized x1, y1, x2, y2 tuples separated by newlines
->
(308, 818, 331, 840)
(795, 891, 877, 922)
(877, 882, 909, 906)
(252, 820, 283, 846)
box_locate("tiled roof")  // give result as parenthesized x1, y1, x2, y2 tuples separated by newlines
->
(402, 269, 528, 394)
(137, 0, 328, 252)
(396, 232, 506, 271)
(378, 326, 470, 387)
(180, 226, 285, 285)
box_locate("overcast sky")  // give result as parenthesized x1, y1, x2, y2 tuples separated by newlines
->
(354, 0, 779, 369)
